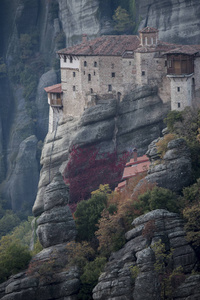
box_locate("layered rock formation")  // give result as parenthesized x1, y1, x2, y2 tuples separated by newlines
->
(145, 136, 192, 192)
(93, 209, 199, 300)
(0, 172, 78, 300)
(33, 86, 169, 216)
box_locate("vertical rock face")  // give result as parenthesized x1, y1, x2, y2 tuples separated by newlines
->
(37, 172, 77, 248)
(33, 86, 169, 217)
(137, 0, 200, 44)
(93, 209, 198, 300)
(3, 135, 39, 212)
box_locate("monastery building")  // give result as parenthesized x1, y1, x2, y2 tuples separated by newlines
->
(45, 27, 200, 132)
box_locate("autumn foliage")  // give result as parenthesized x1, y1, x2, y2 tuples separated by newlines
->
(63, 145, 129, 206)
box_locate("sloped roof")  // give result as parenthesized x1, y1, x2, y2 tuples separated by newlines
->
(44, 83, 62, 93)
(57, 35, 140, 57)
(122, 161, 150, 180)
(139, 27, 159, 33)
(164, 45, 200, 55)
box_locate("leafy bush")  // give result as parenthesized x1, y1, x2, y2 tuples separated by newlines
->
(156, 134, 175, 158)
(0, 236, 31, 283)
(0, 211, 21, 239)
(96, 176, 155, 257)
(75, 185, 110, 241)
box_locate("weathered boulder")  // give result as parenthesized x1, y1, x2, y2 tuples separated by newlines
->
(93, 209, 198, 300)
(36, 173, 76, 248)
(0, 244, 80, 300)
(145, 137, 192, 192)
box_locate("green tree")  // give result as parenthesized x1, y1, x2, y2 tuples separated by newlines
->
(138, 186, 179, 213)
(0, 211, 21, 239)
(75, 185, 110, 241)
(113, 6, 134, 33)
(0, 236, 31, 283)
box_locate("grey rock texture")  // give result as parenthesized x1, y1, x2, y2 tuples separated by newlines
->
(93, 209, 198, 300)
(3, 135, 39, 211)
(0, 244, 80, 300)
(36, 173, 76, 248)
(33, 86, 169, 216)
(146, 137, 192, 192)
(137, 0, 200, 45)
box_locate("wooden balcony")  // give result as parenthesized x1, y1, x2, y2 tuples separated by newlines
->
(167, 54, 194, 76)
(50, 98, 63, 107)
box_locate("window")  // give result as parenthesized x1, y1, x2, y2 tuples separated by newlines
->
(94, 61, 97, 67)
(112, 72, 115, 78)
(108, 84, 112, 92)
(64, 56, 67, 62)
(88, 74, 91, 82)
(129, 61, 131, 66)
(94, 71, 96, 76)
(83, 71, 85, 75)
(177, 87, 180, 92)
(165, 60, 167, 67)
(73, 72, 76, 77)
(70, 56, 73, 63)
(73, 86, 76, 91)
(142, 71, 145, 76)
(168, 60, 172, 68)
(90, 88, 93, 93)
(178, 102, 181, 108)
(84, 61, 87, 67)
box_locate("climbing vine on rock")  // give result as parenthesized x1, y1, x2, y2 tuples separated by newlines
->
(63, 145, 129, 207)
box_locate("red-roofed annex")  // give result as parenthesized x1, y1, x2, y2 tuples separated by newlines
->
(45, 27, 200, 132)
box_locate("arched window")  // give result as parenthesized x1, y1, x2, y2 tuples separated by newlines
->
(84, 61, 87, 67)
(94, 61, 97, 67)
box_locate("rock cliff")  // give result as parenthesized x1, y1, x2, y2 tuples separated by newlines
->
(93, 209, 200, 300)
(33, 86, 169, 216)
(1, 0, 200, 212)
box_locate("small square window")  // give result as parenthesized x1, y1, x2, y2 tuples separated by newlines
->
(178, 102, 181, 108)
(177, 87, 180, 92)
(108, 84, 112, 92)
(142, 71, 145, 76)
(73, 72, 76, 77)
(112, 72, 115, 78)
(73, 86, 76, 91)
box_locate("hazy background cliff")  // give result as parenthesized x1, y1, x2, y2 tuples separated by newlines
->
(0, 0, 200, 214)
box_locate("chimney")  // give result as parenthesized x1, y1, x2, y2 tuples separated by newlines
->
(82, 34, 87, 43)
(133, 148, 137, 162)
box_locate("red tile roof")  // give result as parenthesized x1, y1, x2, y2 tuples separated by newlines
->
(139, 27, 158, 33)
(126, 155, 149, 167)
(122, 161, 150, 180)
(57, 35, 140, 57)
(44, 83, 62, 94)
